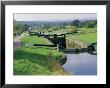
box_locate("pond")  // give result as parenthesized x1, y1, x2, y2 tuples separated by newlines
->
(63, 52, 97, 75)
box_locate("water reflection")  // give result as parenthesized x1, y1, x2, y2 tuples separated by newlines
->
(63, 52, 97, 75)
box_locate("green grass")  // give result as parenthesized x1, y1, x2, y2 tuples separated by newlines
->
(80, 28, 96, 33)
(67, 33, 97, 45)
(74, 32, 97, 44)
(67, 28, 97, 45)
(21, 36, 53, 44)
(14, 36, 64, 75)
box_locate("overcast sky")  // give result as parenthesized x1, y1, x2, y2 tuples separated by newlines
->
(14, 13, 97, 21)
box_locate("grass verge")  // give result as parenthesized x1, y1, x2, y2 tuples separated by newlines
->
(14, 36, 66, 75)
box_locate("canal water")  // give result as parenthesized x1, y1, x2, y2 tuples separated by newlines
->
(63, 52, 97, 75)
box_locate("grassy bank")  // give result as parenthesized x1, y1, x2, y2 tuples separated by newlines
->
(14, 36, 66, 75)
(66, 28, 97, 45)
(67, 32, 97, 45)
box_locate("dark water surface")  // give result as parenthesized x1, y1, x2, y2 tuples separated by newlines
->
(63, 52, 97, 75)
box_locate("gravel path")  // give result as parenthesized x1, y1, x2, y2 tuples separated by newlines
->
(13, 31, 28, 48)
(13, 35, 21, 48)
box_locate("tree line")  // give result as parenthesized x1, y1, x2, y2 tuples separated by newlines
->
(13, 19, 97, 35)
(13, 20, 29, 36)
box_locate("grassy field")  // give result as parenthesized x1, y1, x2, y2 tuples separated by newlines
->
(67, 32, 97, 45)
(75, 33, 96, 44)
(14, 36, 65, 75)
(66, 28, 97, 45)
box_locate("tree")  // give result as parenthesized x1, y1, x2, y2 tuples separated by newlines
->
(48, 28, 52, 32)
(78, 20, 97, 28)
(72, 20, 80, 27)
(85, 22, 95, 28)
(23, 24, 29, 31)
(13, 21, 29, 36)
(79, 22, 86, 28)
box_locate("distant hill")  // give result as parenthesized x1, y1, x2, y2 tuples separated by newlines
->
(17, 21, 37, 26)
(16, 19, 97, 28)
(16, 21, 72, 27)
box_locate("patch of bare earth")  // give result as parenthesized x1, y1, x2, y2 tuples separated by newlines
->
(47, 53, 69, 75)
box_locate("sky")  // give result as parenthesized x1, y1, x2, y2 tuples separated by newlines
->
(14, 13, 97, 21)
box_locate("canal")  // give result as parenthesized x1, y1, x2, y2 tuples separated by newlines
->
(63, 52, 97, 75)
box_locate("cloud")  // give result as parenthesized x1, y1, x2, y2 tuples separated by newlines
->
(14, 13, 97, 21)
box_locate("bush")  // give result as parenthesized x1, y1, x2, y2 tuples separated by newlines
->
(67, 26, 78, 33)
(86, 22, 95, 28)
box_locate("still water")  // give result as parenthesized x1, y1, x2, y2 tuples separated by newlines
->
(63, 52, 97, 75)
